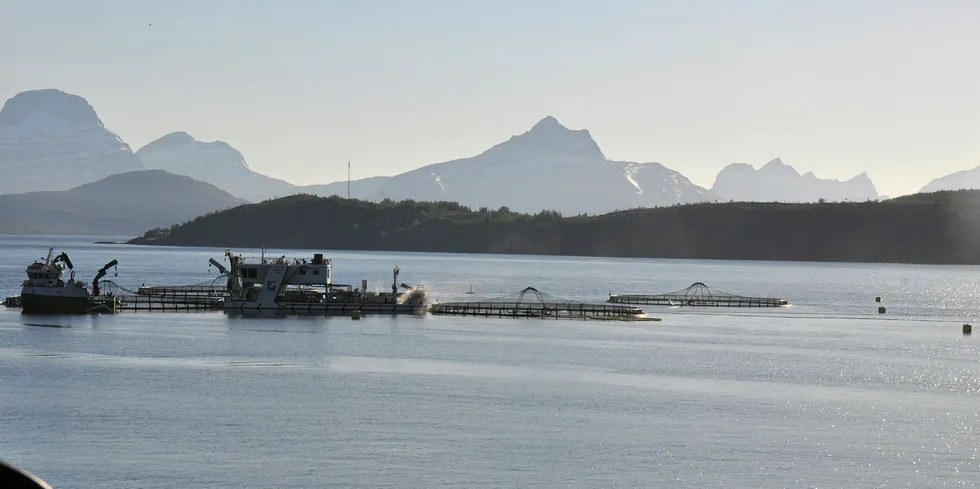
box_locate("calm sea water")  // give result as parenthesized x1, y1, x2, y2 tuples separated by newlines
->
(3, 235, 980, 488)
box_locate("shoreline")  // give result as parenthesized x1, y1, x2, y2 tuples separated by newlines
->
(115, 239, 980, 267)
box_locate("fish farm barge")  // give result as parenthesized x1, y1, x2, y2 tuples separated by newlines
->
(429, 286, 660, 321)
(608, 282, 789, 308)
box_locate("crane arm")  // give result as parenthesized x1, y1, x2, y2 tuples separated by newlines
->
(209, 258, 228, 275)
(53, 252, 73, 270)
(91, 259, 118, 296)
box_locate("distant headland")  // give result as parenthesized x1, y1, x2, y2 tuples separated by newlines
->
(127, 189, 980, 265)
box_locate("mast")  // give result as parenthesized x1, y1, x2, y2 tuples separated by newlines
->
(347, 160, 351, 199)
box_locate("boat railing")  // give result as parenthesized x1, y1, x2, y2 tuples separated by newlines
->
(233, 256, 332, 266)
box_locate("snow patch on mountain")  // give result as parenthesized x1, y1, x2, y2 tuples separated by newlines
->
(431, 173, 445, 190)
(623, 163, 644, 195)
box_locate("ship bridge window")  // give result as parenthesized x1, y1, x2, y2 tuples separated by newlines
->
(241, 268, 257, 279)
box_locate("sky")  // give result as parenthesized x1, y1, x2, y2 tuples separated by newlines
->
(1, 0, 978, 197)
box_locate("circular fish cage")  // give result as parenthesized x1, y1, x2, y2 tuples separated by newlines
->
(608, 282, 788, 308)
(430, 286, 657, 321)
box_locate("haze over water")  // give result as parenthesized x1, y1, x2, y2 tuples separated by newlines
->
(2, 236, 980, 487)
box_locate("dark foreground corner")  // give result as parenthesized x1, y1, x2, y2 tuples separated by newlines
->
(0, 460, 54, 489)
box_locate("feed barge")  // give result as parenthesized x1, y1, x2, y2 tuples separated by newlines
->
(609, 282, 789, 308)
(216, 249, 427, 315)
(429, 286, 659, 321)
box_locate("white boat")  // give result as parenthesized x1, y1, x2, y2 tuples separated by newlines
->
(216, 249, 427, 315)
(18, 248, 118, 314)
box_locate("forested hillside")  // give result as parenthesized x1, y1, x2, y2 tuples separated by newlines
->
(128, 191, 980, 265)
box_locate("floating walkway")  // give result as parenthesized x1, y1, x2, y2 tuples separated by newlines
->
(429, 286, 658, 321)
(114, 294, 223, 312)
(136, 285, 227, 297)
(608, 282, 788, 308)
(101, 280, 224, 312)
(2, 294, 218, 313)
(225, 302, 423, 315)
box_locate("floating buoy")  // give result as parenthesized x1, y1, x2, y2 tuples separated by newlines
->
(877, 306, 886, 314)
(351, 310, 361, 320)
(964, 324, 972, 335)
(875, 296, 881, 303)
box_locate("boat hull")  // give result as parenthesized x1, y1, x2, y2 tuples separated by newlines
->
(20, 292, 93, 315)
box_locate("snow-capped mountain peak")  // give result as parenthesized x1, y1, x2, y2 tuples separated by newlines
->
(347, 117, 717, 214)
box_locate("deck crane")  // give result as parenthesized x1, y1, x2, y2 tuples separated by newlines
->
(91, 259, 118, 297)
(52, 252, 73, 270)
(208, 258, 228, 275)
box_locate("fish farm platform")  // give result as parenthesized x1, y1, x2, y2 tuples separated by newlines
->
(114, 294, 223, 311)
(429, 286, 653, 321)
(225, 303, 424, 315)
(102, 281, 224, 312)
(609, 282, 788, 308)
(2, 294, 221, 313)
(136, 285, 227, 297)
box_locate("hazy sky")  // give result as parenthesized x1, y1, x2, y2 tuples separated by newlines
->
(2, 0, 978, 197)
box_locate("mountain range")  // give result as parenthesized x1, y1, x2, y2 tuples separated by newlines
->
(711, 158, 879, 202)
(1, 88, 978, 230)
(919, 167, 980, 194)
(0, 170, 245, 235)
(328, 116, 717, 214)
(137, 116, 720, 212)
(136, 131, 297, 202)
